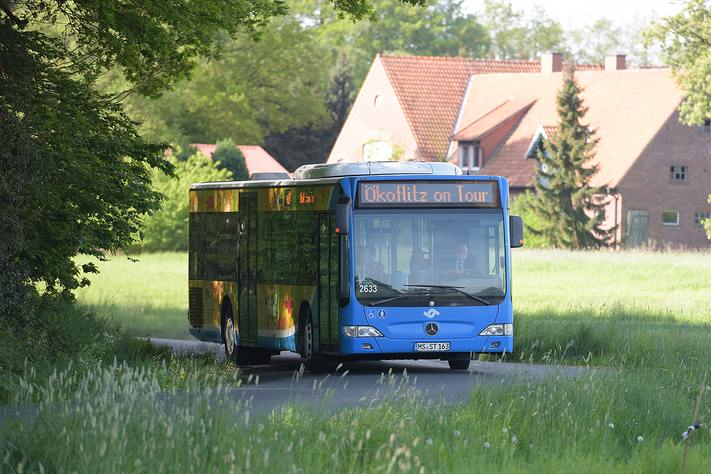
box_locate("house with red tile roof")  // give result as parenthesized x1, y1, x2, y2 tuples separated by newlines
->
(330, 53, 711, 248)
(191, 144, 290, 177)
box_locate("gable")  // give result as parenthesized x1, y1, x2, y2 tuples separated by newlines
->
(328, 56, 417, 163)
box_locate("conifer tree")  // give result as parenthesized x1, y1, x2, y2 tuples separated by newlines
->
(527, 62, 615, 249)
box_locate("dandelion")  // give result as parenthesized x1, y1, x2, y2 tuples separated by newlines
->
(502, 427, 507, 433)
(484, 442, 490, 448)
(512, 436, 518, 443)
(453, 430, 461, 436)
(609, 423, 614, 429)
(426, 439, 433, 445)
(528, 444, 533, 449)
(637, 436, 643, 442)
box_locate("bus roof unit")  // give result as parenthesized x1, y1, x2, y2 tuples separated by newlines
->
(293, 162, 463, 180)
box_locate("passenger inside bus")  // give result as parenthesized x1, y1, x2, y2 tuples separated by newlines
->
(409, 248, 432, 284)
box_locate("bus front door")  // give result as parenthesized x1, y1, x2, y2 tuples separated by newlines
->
(318, 213, 339, 354)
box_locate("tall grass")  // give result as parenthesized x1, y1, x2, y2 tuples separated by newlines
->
(3, 248, 709, 473)
(3, 361, 710, 472)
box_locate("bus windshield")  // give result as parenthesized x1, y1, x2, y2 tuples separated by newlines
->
(353, 208, 507, 306)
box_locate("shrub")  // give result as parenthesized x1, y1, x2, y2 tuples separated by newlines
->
(132, 150, 232, 252)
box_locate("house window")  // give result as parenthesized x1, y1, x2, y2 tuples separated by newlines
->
(670, 166, 687, 181)
(458, 144, 479, 171)
(662, 210, 679, 226)
(699, 119, 711, 134)
(695, 212, 711, 227)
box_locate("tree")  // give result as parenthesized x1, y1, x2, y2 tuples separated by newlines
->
(127, 19, 331, 146)
(479, 0, 564, 60)
(263, 49, 357, 170)
(0, 23, 172, 296)
(646, 0, 711, 126)
(213, 139, 250, 180)
(526, 64, 615, 249)
(567, 18, 621, 65)
(133, 152, 232, 252)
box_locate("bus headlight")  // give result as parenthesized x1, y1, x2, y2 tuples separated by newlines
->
(343, 326, 384, 338)
(478, 324, 513, 336)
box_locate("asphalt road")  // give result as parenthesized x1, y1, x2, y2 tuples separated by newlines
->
(150, 338, 586, 416)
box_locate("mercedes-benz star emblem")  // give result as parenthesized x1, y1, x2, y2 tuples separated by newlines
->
(425, 322, 439, 336)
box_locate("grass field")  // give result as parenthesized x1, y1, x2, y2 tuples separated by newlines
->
(4, 249, 710, 473)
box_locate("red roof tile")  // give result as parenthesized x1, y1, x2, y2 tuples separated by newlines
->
(451, 98, 535, 140)
(191, 144, 290, 176)
(454, 68, 681, 188)
(379, 55, 542, 162)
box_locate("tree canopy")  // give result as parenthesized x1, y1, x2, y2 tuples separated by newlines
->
(0, 23, 172, 296)
(646, 0, 711, 126)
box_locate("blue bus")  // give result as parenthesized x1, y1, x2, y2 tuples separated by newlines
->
(188, 162, 523, 371)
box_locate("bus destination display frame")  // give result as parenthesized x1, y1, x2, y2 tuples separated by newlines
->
(356, 180, 501, 209)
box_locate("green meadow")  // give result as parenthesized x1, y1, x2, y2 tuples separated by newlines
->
(3, 249, 711, 473)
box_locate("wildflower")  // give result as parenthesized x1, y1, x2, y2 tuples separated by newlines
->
(682, 423, 703, 440)
(484, 442, 490, 448)
(637, 436, 643, 442)
(609, 423, 614, 429)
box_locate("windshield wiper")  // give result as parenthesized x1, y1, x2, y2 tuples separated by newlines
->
(368, 290, 448, 307)
(404, 284, 491, 305)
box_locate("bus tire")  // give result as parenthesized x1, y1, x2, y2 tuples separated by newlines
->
(448, 359, 470, 370)
(223, 303, 250, 365)
(223, 303, 237, 362)
(303, 313, 329, 373)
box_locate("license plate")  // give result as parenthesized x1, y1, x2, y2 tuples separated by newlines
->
(414, 342, 450, 352)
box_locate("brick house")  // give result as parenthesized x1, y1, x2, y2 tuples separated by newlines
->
(329, 53, 711, 248)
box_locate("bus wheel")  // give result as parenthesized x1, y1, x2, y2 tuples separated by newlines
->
(303, 314, 329, 373)
(224, 305, 250, 365)
(448, 359, 470, 370)
(224, 305, 237, 362)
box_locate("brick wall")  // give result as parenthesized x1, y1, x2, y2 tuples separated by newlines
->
(328, 57, 419, 163)
(618, 110, 711, 249)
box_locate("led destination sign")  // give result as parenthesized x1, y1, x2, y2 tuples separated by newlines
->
(357, 180, 500, 208)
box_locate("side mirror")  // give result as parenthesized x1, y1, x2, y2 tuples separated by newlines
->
(509, 215, 524, 248)
(335, 196, 352, 235)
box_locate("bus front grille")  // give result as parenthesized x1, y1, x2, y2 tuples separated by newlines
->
(189, 287, 204, 328)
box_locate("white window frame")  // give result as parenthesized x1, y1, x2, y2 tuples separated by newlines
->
(695, 212, 711, 227)
(662, 210, 679, 226)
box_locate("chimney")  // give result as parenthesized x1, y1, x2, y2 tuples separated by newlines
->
(541, 52, 563, 74)
(605, 55, 626, 71)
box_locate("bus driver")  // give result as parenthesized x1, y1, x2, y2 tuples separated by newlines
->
(439, 243, 477, 280)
